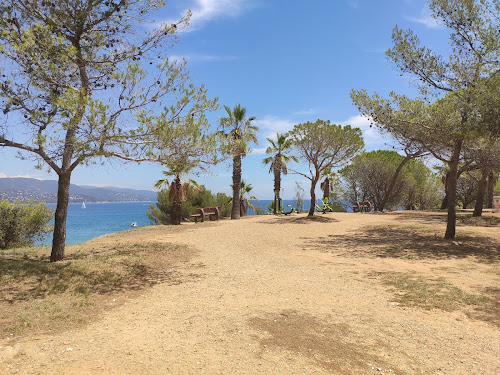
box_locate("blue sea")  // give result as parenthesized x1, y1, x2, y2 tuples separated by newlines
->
(42, 201, 155, 245)
(41, 199, 349, 245)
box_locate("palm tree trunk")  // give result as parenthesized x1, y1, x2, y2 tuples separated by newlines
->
(274, 163, 281, 214)
(51, 171, 71, 262)
(322, 177, 329, 200)
(171, 176, 182, 225)
(231, 154, 241, 219)
(473, 168, 489, 217)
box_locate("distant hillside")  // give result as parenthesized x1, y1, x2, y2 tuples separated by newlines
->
(0, 177, 157, 203)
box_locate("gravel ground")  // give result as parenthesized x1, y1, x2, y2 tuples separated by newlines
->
(1, 211, 499, 374)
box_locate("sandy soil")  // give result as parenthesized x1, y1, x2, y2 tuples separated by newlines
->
(0, 211, 499, 375)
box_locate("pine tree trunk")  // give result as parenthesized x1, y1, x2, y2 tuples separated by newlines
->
(50, 172, 71, 262)
(441, 172, 450, 210)
(171, 177, 182, 225)
(444, 141, 462, 240)
(231, 154, 241, 219)
(473, 168, 489, 217)
(379, 155, 412, 212)
(308, 179, 318, 216)
(487, 171, 494, 209)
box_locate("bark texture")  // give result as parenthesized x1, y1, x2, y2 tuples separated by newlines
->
(51, 172, 71, 262)
(308, 179, 318, 216)
(231, 154, 242, 219)
(444, 141, 462, 240)
(378, 155, 412, 212)
(171, 177, 182, 225)
(473, 168, 489, 217)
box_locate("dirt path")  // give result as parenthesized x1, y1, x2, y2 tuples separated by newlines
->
(1, 213, 499, 374)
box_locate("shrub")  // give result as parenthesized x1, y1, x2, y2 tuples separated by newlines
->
(147, 186, 232, 224)
(0, 200, 53, 249)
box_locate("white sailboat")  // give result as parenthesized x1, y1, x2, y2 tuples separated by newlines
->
(82, 202, 86, 209)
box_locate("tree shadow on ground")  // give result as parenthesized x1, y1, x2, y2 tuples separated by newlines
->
(248, 309, 402, 374)
(0, 242, 200, 303)
(305, 225, 500, 262)
(262, 215, 339, 225)
(389, 211, 447, 225)
(469, 287, 500, 327)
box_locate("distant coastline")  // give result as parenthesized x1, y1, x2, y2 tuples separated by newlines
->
(0, 177, 157, 203)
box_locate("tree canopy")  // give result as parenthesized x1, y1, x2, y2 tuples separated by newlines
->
(0, 0, 216, 260)
(352, 0, 499, 239)
(288, 120, 364, 216)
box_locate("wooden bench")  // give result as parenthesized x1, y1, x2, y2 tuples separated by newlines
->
(352, 201, 373, 213)
(190, 206, 221, 223)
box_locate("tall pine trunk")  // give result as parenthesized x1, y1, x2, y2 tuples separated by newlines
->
(441, 172, 450, 210)
(378, 155, 412, 212)
(473, 168, 489, 217)
(231, 154, 241, 219)
(487, 171, 495, 209)
(308, 179, 318, 216)
(51, 172, 71, 262)
(444, 141, 462, 240)
(171, 177, 182, 225)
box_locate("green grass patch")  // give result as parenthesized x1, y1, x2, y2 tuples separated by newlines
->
(381, 272, 489, 312)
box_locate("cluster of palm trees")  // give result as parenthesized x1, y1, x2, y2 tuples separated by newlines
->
(155, 103, 323, 223)
(221, 104, 303, 218)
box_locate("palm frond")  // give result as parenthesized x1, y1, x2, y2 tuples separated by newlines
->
(154, 178, 170, 190)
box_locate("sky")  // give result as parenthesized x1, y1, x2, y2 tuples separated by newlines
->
(0, 0, 452, 199)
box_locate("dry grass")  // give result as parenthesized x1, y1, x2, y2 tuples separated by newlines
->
(0, 229, 196, 336)
(379, 271, 489, 312)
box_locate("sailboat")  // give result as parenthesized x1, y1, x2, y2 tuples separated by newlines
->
(82, 202, 86, 209)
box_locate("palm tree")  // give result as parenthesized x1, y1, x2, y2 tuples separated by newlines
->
(262, 133, 298, 214)
(155, 167, 199, 225)
(231, 179, 258, 216)
(219, 104, 258, 219)
(320, 168, 339, 204)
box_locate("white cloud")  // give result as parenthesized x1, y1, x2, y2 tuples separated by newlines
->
(341, 114, 372, 130)
(169, 53, 238, 63)
(293, 108, 316, 116)
(251, 147, 268, 155)
(407, 7, 443, 29)
(190, 0, 248, 26)
(162, 0, 253, 31)
(340, 115, 388, 149)
(253, 115, 296, 139)
(0, 172, 7, 178)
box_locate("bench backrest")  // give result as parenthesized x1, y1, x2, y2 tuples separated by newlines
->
(195, 206, 221, 214)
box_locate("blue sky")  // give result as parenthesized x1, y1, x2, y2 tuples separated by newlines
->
(0, 0, 451, 199)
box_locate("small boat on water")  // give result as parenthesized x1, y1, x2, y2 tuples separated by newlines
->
(131, 222, 138, 227)
(82, 202, 86, 209)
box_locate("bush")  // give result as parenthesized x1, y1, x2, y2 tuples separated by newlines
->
(0, 200, 53, 249)
(215, 193, 232, 217)
(253, 206, 265, 215)
(147, 186, 232, 224)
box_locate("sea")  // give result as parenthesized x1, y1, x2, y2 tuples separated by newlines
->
(41, 199, 349, 245)
(42, 201, 156, 245)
